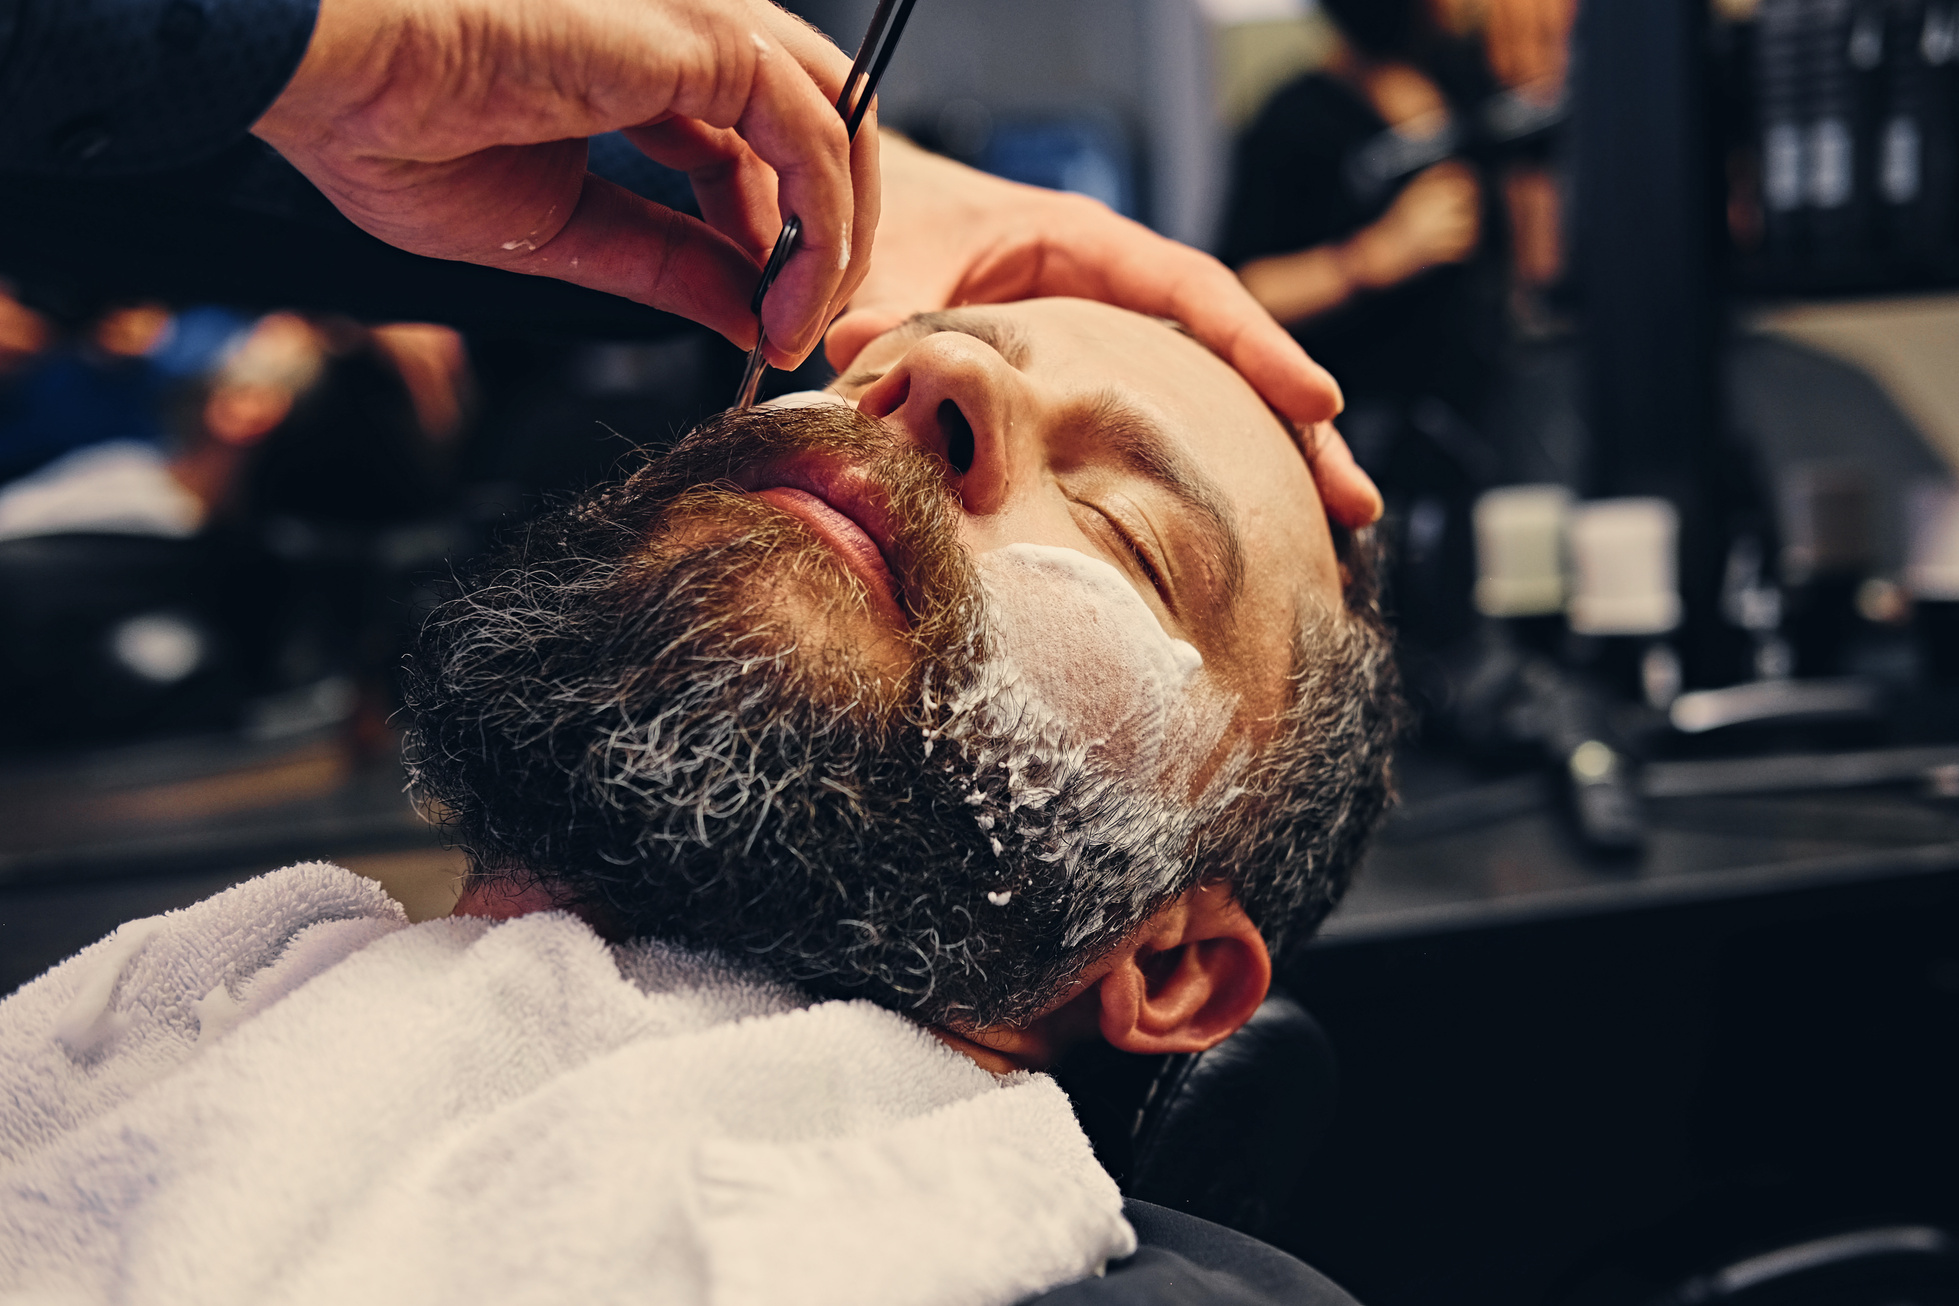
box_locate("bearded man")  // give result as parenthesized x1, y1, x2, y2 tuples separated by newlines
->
(0, 299, 1400, 1305)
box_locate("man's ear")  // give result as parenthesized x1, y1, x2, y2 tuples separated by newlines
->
(1093, 882, 1272, 1056)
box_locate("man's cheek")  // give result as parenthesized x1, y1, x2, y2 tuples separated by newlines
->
(969, 543, 1234, 799)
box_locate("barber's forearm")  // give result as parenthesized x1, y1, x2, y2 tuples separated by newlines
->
(0, 0, 318, 175)
(1238, 213, 1433, 327)
(1236, 243, 1361, 328)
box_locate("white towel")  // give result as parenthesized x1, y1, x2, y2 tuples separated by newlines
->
(0, 863, 1135, 1306)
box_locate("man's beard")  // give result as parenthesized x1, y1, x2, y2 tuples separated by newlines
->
(404, 405, 1204, 1027)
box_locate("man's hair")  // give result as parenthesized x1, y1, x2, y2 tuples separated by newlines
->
(1196, 524, 1402, 959)
(402, 406, 1401, 1025)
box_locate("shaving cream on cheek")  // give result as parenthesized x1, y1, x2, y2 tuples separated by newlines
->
(971, 543, 1234, 796)
(755, 389, 854, 412)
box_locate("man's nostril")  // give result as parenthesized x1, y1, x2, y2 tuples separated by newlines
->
(938, 399, 976, 475)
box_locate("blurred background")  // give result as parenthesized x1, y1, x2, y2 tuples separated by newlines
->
(9, 0, 1959, 1301)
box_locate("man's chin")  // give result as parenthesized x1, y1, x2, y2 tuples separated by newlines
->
(643, 489, 921, 697)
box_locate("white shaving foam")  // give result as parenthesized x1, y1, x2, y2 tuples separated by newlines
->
(966, 544, 1230, 799)
(757, 390, 852, 412)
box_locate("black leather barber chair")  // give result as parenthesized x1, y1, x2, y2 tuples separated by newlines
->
(1053, 985, 1337, 1246)
(1553, 1220, 1959, 1306)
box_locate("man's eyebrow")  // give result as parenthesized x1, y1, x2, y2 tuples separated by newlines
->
(837, 310, 1031, 386)
(1085, 388, 1247, 610)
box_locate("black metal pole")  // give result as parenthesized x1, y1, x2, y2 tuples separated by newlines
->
(1573, 0, 1727, 682)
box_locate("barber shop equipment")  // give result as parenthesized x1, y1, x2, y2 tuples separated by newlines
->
(1552, 1219, 1959, 1306)
(0, 532, 287, 746)
(1776, 463, 1874, 677)
(1908, 479, 1959, 684)
(1751, 0, 1959, 292)
(1446, 488, 1656, 851)
(1472, 483, 1571, 654)
(1474, 485, 1570, 619)
(1565, 502, 1680, 626)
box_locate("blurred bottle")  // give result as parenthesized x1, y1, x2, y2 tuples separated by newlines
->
(1907, 479, 1959, 683)
(1565, 497, 1685, 710)
(1880, 0, 1959, 279)
(1473, 483, 1570, 651)
(1756, 0, 1810, 278)
(1776, 462, 1874, 675)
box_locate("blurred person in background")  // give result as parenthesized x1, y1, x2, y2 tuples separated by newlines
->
(1220, 0, 1573, 647)
(0, 313, 467, 541)
(0, 307, 470, 748)
(0, 293, 173, 486)
(0, 312, 319, 542)
(1222, 0, 1574, 405)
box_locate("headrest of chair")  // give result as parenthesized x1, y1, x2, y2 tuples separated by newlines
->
(1053, 986, 1337, 1244)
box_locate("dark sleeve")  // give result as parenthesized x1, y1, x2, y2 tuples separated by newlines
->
(0, 133, 701, 337)
(1218, 77, 1371, 270)
(1020, 1201, 1364, 1306)
(0, 0, 318, 175)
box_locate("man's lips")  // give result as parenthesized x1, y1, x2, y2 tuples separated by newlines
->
(741, 461, 909, 628)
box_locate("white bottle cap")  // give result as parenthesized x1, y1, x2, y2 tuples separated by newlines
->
(1566, 497, 1682, 635)
(1473, 484, 1571, 617)
(1906, 480, 1959, 600)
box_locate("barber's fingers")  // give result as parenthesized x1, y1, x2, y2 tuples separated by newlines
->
(830, 100, 881, 328)
(627, 111, 878, 316)
(623, 118, 781, 264)
(947, 190, 1381, 525)
(1164, 260, 1346, 421)
(949, 192, 1348, 427)
(477, 159, 767, 346)
(1304, 422, 1385, 530)
(619, 8, 853, 363)
(755, 7, 880, 318)
(711, 16, 874, 366)
(615, 13, 878, 356)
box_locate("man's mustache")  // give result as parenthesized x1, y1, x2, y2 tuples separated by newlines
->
(612, 403, 982, 661)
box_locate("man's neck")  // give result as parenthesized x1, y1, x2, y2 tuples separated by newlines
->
(448, 876, 1080, 1077)
(451, 877, 564, 921)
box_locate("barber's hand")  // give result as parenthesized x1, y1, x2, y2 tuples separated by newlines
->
(252, 0, 876, 366)
(826, 135, 1382, 527)
(1348, 160, 1481, 290)
(1483, 0, 1576, 93)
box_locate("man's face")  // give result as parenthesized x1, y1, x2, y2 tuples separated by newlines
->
(750, 298, 1346, 784)
(405, 299, 1389, 1027)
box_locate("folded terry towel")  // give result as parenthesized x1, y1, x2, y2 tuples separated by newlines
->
(0, 863, 1134, 1306)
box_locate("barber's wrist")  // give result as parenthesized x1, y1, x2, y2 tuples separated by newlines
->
(1332, 230, 1383, 295)
(252, 0, 389, 150)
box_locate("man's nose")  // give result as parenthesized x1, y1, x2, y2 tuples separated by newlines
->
(855, 334, 1031, 516)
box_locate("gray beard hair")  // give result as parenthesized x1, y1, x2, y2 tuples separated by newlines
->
(404, 411, 1222, 1026)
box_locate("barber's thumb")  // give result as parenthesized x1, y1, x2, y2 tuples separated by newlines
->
(826, 307, 909, 372)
